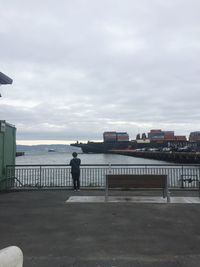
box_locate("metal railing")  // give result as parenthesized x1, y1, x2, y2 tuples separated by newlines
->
(4, 164, 200, 190)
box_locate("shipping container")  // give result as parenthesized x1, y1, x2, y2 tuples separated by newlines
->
(117, 136, 129, 142)
(150, 135, 164, 140)
(116, 132, 129, 142)
(103, 131, 117, 142)
(164, 131, 174, 135)
(148, 129, 164, 140)
(189, 131, 200, 142)
(164, 131, 174, 140)
(150, 129, 162, 133)
(175, 136, 187, 141)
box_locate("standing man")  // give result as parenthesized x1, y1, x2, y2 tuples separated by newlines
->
(70, 152, 81, 191)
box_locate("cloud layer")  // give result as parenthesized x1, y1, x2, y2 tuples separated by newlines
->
(1, 0, 200, 142)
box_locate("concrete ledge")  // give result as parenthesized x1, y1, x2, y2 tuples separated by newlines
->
(0, 246, 23, 267)
(66, 196, 200, 203)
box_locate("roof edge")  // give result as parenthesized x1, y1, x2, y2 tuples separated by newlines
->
(0, 72, 13, 84)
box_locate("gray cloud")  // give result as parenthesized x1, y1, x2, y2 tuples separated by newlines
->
(1, 0, 200, 142)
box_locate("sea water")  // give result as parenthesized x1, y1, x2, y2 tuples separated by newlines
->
(16, 151, 170, 165)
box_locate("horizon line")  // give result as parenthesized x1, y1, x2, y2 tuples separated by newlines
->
(16, 139, 102, 146)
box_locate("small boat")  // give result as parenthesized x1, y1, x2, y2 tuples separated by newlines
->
(48, 149, 55, 152)
(16, 151, 25, 157)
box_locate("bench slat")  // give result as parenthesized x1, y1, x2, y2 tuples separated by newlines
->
(107, 175, 167, 189)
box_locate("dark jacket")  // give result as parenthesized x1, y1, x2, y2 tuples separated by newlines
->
(70, 158, 81, 173)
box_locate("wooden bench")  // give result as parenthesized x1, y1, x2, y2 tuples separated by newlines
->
(105, 174, 170, 203)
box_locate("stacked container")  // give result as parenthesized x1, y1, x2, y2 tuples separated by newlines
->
(116, 132, 129, 142)
(103, 132, 117, 142)
(164, 131, 175, 141)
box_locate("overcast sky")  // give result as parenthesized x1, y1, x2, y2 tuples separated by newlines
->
(1, 0, 200, 144)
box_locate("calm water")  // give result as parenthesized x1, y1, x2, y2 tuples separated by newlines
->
(16, 151, 169, 165)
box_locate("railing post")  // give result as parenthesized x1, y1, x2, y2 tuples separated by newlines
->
(105, 163, 112, 202)
(39, 165, 42, 188)
(109, 163, 112, 175)
(166, 176, 170, 203)
(105, 174, 108, 202)
(181, 165, 184, 188)
(145, 165, 147, 174)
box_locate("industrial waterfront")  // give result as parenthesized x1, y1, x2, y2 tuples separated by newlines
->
(70, 130, 200, 164)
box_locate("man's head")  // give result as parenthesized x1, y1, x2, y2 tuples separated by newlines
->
(72, 152, 78, 158)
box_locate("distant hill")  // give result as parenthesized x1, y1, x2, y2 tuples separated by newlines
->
(16, 144, 82, 153)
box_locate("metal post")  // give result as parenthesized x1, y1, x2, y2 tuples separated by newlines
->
(105, 175, 108, 202)
(39, 166, 42, 188)
(166, 176, 170, 203)
(181, 165, 184, 188)
(109, 163, 112, 174)
(105, 163, 112, 202)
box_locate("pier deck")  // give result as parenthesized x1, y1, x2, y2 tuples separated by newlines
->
(0, 190, 200, 267)
(111, 150, 200, 163)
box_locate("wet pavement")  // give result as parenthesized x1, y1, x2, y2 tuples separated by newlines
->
(0, 189, 200, 267)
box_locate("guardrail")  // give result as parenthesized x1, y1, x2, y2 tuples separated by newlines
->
(3, 164, 200, 190)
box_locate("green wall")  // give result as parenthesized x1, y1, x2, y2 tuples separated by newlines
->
(0, 121, 16, 188)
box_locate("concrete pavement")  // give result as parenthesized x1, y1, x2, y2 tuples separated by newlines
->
(0, 190, 200, 267)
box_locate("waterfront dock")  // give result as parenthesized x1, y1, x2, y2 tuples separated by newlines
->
(1, 190, 200, 267)
(111, 150, 200, 164)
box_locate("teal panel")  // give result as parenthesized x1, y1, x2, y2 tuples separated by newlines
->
(0, 132, 4, 180)
(0, 121, 16, 189)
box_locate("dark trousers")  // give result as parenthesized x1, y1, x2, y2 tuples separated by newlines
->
(72, 172, 80, 190)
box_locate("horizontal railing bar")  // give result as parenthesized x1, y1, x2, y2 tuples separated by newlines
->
(7, 164, 200, 167)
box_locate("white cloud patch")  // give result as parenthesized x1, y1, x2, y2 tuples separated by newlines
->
(1, 0, 200, 142)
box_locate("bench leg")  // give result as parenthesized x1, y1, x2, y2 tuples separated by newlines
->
(163, 188, 166, 198)
(166, 189, 170, 203)
(105, 190, 108, 202)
